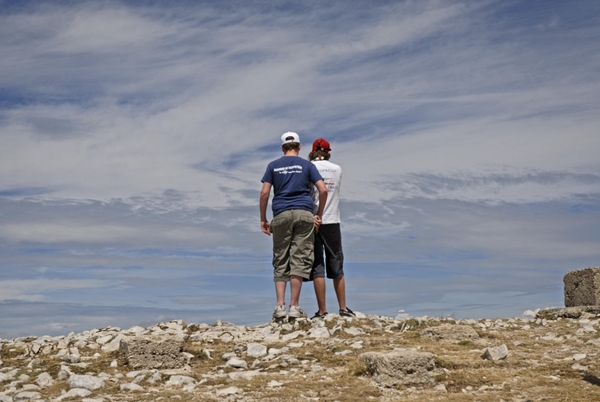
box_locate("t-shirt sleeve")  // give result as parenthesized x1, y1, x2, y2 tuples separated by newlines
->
(308, 163, 323, 184)
(261, 164, 273, 184)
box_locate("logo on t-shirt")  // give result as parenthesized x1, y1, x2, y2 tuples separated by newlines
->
(274, 165, 303, 174)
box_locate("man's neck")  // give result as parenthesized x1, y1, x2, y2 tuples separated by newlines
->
(283, 150, 299, 157)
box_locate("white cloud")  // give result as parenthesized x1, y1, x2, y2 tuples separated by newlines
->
(0, 279, 115, 301)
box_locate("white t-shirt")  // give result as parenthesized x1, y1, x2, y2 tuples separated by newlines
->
(311, 160, 342, 224)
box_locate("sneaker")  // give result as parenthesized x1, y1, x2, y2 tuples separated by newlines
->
(272, 305, 286, 320)
(288, 305, 307, 319)
(311, 311, 328, 320)
(339, 307, 355, 317)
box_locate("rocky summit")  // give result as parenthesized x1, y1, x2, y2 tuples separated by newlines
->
(1, 309, 600, 401)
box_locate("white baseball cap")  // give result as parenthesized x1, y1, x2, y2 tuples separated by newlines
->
(281, 131, 300, 145)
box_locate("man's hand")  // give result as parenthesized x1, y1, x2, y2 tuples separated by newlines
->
(314, 215, 321, 233)
(261, 220, 271, 236)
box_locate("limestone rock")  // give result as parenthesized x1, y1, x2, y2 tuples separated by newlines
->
(420, 324, 480, 343)
(35, 372, 54, 387)
(67, 374, 104, 390)
(481, 344, 509, 361)
(247, 343, 268, 358)
(226, 357, 248, 369)
(57, 388, 92, 400)
(13, 392, 41, 401)
(564, 267, 600, 307)
(538, 306, 600, 319)
(165, 375, 196, 387)
(120, 382, 144, 391)
(216, 386, 241, 396)
(359, 348, 436, 386)
(120, 335, 184, 370)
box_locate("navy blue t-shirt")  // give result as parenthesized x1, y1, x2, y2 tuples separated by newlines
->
(262, 156, 323, 217)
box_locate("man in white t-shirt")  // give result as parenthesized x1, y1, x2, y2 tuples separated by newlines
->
(308, 138, 355, 319)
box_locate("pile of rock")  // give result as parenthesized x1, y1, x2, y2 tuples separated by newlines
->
(0, 267, 599, 401)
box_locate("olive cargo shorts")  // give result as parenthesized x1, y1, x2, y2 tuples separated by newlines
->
(271, 209, 315, 282)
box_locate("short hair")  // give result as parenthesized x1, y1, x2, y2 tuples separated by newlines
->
(308, 150, 330, 161)
(282, 137, 300, 152)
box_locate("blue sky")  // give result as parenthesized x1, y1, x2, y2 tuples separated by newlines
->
(1, 0, 600, 338)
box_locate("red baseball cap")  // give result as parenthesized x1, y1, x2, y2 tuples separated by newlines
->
(312, 138, 331, 152)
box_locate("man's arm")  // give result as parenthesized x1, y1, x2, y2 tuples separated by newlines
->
(314, 180, 327, 232)
(259, 182, 272, 236)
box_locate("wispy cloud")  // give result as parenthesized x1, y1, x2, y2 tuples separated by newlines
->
(1, 0, 599, 336)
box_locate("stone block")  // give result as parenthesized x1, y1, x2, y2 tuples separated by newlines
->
(120, 335, 185, 370)
(359, 348, 435, 387)
(564, 267, 600, 307)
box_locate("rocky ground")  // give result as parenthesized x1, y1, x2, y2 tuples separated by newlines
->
(2, 309, 600, 401)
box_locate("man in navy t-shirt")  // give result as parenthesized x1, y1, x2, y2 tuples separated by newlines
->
(260, 132, 327, 321)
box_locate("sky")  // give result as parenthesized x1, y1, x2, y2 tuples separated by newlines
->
(1, 0, 599, 339)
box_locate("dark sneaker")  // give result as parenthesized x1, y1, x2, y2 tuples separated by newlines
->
(311, 311, 328, 320)
(288, 305, 307, 319)
(272, 305, 286, 321)
(339, 308, 356, 317)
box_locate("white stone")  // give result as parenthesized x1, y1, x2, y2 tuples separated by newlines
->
(573, 354, 587, 361)
(281, 331, 304, 342)
(110, 359, 118, 368)
(572, 363, 588, 371)
(101, 334, 124, 352)
(220, 333, 234, 343)
(227, 371, 260, 381)
(125, 326, 146, 335)
(216, 386, 240, 396)
(264, 332, 281, 343)
(222, 352, 237, 361)
(481, 345, 509, 361)
(95, 335, 113, 345)
(35, 372, 53, 387)
(147, 372, 162, 384)
(226, 357, 248, 369)
(268, 380, 284, 387)
(13, 392, 41, 401)
(247, 343, 268, 358)
(344, 327, 364, 336)
(183, 352, 194, 364)
(166, 375, 196, 386)
(308, 327, 330, 339)
(120, 383, 144, 391)
(67, 375, 105, 390)
(57, 388, 92, 400)
(351, 342, 363, 349)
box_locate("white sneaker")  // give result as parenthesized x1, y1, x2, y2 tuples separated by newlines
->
(272, 305, 286, 320)
(288, 305, 307, 319)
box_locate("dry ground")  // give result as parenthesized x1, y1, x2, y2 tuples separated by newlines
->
(2, 315, 600, 401)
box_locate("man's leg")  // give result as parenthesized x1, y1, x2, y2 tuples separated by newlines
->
(312, 230, 327, 315)
(321, 224, 348, 312)
(275, 281, 287, 307)
(271, 211, 292, 319)
(288, 210, 315, 316)
(289, 275, 303, 307)
(313, 277, 327, 314)
(333, 276, 347, 311)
